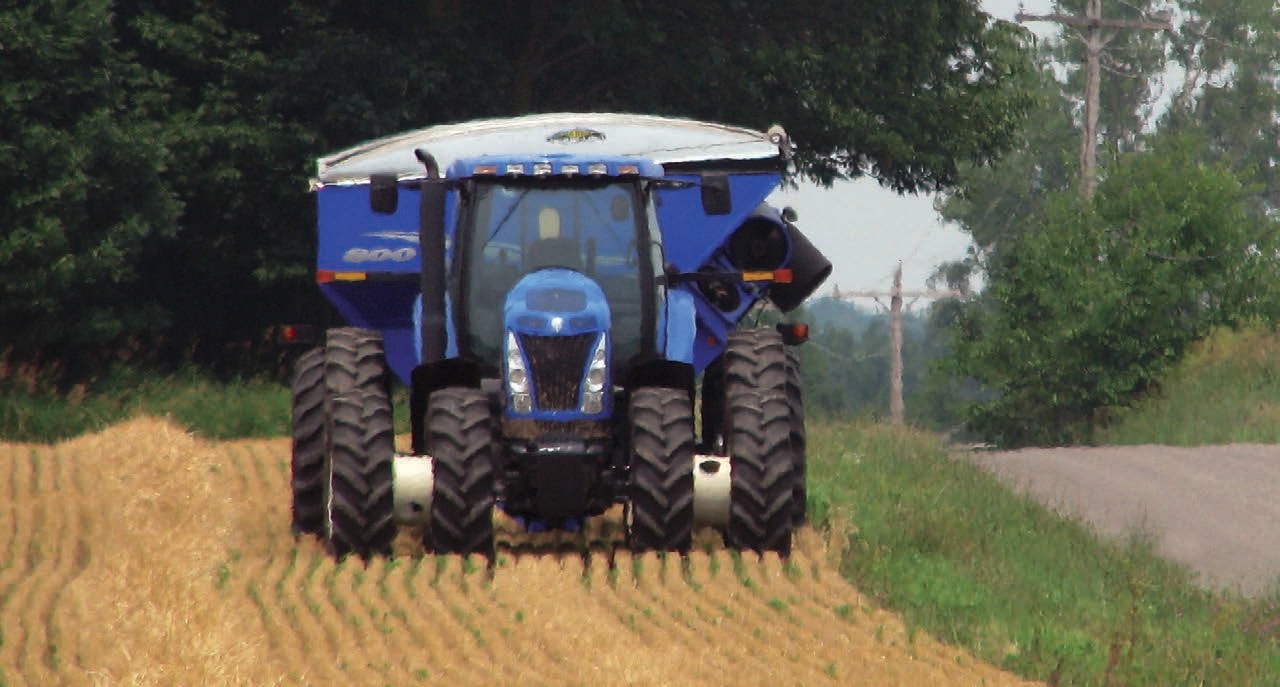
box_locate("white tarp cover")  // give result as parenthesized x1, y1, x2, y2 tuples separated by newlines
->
(314, 112, 784, 187)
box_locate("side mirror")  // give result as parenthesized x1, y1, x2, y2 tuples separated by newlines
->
(700, 172, 731, 216)
(782, 206, 798, 223)
(370, 173, 399, 214)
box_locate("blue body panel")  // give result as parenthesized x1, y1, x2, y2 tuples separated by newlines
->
(317, 186, 421, 273)
(655, 173, 783, 271)
(319, 280, 419, 385)
(662, 289, 697, 365)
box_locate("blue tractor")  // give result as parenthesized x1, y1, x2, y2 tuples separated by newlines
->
(291, 113, 831, 559)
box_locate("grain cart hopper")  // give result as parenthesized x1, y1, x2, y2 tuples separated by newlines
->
(292, 113, 831, 559)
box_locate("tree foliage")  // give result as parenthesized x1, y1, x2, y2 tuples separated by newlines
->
(948, 138, 1279, 446)
(929, 1, 1280, 445)
(0, 0, 1036, 380)
(0, 1, 180, 370)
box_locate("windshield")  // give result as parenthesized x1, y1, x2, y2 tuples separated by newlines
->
(457, 179, 652, 368)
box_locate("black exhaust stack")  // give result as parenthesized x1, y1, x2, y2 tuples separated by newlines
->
(416, 150, 448, 365)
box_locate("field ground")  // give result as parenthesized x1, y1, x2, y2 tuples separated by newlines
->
(0, 417, 1036, 686)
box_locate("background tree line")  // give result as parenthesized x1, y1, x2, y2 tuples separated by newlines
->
(783, 0, 1280, 443)
(0, 0, 1033, 383)
(931, 0, 1280, 445)
(6, 1, 1277, 448)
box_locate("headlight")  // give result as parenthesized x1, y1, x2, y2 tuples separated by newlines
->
(506, 331, 530, 395)
(581, 334, 608, 414)
(583, 335, 607, 393)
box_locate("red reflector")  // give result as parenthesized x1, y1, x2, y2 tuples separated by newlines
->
(317, 269, 335, 283)
(706, 335, 719, 347)
(276, 323, 319, 346)
(773, 269, 794, 284)
(776, 322, 809, 345)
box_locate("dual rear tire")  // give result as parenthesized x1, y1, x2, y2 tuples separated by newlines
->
(290, 328, 395, 561)
(711, 328, 801, 555)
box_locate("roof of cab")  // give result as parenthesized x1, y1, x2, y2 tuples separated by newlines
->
(313, 112, 786, 188)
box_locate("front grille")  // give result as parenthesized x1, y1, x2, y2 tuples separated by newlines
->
(520, 332, 596, 410)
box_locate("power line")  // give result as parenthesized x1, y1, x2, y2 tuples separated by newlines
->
(830, 263, 959, 425)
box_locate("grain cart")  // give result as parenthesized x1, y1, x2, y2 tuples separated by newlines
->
(292, 113, 831, 559)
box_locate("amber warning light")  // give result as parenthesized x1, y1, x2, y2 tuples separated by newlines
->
(740, 269, 794, 284)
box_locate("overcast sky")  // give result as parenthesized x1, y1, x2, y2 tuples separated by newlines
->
(771, 0, 1055, 298)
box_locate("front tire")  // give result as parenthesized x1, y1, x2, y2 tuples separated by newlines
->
(627, 387, 695, 554)
(326, 388, 397, 560)
(425, 387, 496, 558)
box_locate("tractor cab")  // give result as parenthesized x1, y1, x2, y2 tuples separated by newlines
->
(452, 164, 663, 404)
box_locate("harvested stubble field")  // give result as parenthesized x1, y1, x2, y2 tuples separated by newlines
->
(0, 417, 1037, 686)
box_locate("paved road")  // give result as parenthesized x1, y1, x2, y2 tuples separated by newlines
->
(963, 444, 1280, 596)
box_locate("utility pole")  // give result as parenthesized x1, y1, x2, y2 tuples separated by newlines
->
(1016, 1, 1172, 199)
(888, 264, 905, 425)
(831, 263, 959, 425)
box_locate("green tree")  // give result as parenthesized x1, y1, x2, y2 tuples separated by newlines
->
(1, 0, 1039, 380)
(272, 0, 1037, 191)
(111, 1, 323, 366)
(1161, 0, 1280, 211)
(947, 137, 1279, 446)
(0, 1, 181, 370)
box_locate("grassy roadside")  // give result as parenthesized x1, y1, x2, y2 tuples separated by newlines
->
(808, 420, 1280, 685)
(1099, 326, 1280, 445)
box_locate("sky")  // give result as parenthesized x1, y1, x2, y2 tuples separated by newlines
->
(770, 0, 1055, 299)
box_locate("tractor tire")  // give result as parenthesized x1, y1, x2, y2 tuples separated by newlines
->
(723, 328, 795, 555)
(325, 390, 367, 558)
(326, 388, 396, 560)
(627, 387, 696, 554)
(425, 387, 496, 558)
(324, 327, 389, 398)
(293, 327, 391, 547)
(361, 388, 397, 557)
(785, 348, 807, 527)
(290, 347, 328, 536)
